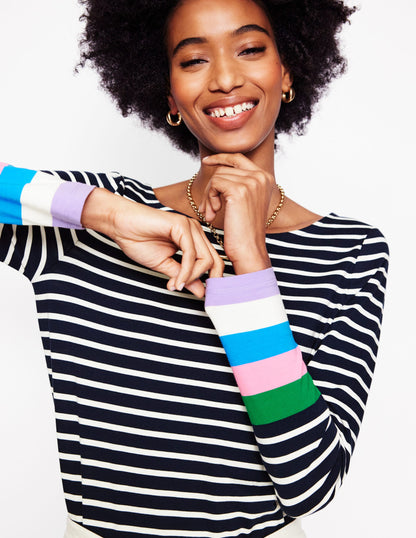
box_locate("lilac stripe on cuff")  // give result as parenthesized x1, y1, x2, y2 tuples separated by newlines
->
(51, 182, 96, 228)
(205, 267, 279, 307)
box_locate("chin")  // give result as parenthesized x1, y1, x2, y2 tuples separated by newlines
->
(200, 138, 263, 156)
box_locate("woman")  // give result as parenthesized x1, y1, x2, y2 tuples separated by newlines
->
(0, 0, 388, 537)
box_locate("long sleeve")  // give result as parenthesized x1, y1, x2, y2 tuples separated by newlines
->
(0, 163, 95, 228)
(0, 164, 126, 280)
(205, 232, 388, 518)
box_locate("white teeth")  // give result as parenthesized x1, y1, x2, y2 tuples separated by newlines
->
(209, 102, 256, 118)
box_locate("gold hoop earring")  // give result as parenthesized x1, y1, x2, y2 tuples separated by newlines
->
(166, 111, 182, 126)
(282, 88, 295, 104)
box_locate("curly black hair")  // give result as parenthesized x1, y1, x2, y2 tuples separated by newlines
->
(79, 0, 356, 156)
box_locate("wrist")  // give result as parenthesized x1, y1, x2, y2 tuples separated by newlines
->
(229, 245, 271, 275)
(81, 187, 121, 237)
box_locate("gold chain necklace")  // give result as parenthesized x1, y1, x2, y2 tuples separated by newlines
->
(186, 172, 285, 252)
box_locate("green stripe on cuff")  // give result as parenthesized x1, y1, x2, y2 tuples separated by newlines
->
(242, 373, 321, 425)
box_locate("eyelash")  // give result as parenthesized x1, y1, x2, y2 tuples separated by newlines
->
(179, 46, 267, 68)
(240, 46, 266, 56)
(180, 58, 206, 68)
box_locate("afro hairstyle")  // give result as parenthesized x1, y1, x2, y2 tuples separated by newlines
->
(79, 0, 356, 155)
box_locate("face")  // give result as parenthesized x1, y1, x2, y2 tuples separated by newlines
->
(166, 0, 292, 158)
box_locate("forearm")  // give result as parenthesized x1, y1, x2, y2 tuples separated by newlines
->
(205, 268, 320, 424)
(80, 187, 121, 237)
(204, 268, 343, 516)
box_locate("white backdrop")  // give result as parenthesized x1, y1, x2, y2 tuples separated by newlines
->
(0, 1, 414, 537)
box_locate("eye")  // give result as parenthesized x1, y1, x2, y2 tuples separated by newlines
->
(239, 46, 266, 57)
(180, 58, 207, 68)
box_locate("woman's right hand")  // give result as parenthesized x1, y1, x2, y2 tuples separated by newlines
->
(81, 188, 224, 297)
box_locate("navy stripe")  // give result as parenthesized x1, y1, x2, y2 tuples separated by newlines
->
(0, 170, 388, 536)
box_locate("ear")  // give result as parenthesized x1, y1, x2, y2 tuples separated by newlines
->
(281, 64, 293, 93)
(167, 94, 178, 114)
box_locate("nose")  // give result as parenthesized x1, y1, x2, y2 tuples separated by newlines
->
(208, 54, 244, 93)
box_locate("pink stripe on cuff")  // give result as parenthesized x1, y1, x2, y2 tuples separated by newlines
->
(232, 347, 306, 396)
(51, 182, 96, 228)
(0, 163, 9, 174)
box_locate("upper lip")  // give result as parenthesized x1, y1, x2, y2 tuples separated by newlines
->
(204, 96, 259, 113)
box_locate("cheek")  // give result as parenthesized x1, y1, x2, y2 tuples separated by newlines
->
(169, 72, 202, 112)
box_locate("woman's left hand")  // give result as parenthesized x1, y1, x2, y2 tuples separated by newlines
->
(200, 153, 275, 274)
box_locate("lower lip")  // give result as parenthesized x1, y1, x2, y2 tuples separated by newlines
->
(205, 105, 257, 131)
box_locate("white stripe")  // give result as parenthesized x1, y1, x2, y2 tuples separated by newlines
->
(57, 415, 257, 453)
(205, 295, 287, 336)
(36, 271, 204, 314)
(316, 342, 374, 377)
(19, 224, 33, 272)
(20, 171, 59, 226)
(37, 302, 217, 335)
(309, 362, 369, 393)
(278, 471, 331, 507)
(315, 380, 366, 411)
(52, 344, 230, 374)
(59, 458, 271, 488)
(57, 435, 266, 472)
(44, 328, 224, 355)
(71, 477, 273, 503)
(323, 394, 362, 430)
(32, 226, 48, 281)
(80, 516, 283, 538)
(76, 497, 277, 521)
(54, 393, 253, 432)
(274, 435, 339, 484)
(255, 410, 330, 444)
(49, 351, 238, 393)
(52, 372, 243, 412)
(261, 439, 321, 465)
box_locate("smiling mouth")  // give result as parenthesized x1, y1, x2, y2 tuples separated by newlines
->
(205, 101, 258, 118)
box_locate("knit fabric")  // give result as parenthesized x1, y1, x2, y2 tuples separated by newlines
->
(0, 166, 388, 537)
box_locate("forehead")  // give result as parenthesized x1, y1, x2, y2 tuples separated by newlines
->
(166, 0, 273, 53)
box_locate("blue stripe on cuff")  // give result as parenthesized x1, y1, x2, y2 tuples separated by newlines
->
(220, 321, 297, 367)
(0, 166, 37, 224)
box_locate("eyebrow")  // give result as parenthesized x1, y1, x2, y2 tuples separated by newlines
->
(171, 24, 270, 57)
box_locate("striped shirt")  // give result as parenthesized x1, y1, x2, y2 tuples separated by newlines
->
(0, 165, 389, 537)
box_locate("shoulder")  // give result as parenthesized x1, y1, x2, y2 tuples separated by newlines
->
(315, 214, 389, 283)
(317, 213, 389, 256)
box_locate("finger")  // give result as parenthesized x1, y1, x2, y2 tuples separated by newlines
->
(184, 280, 206, 298)
(160, 258, 205, 298)
(171, 220, 213, 290)
(203, 188, 222, 223)
(177, 220, 220, 285)
(197, 226, 224, 279)
(169, 218, 198, 288)
(199, 183, 222, 223)
(203, 153, 259, 171)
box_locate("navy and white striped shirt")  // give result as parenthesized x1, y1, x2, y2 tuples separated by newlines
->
(0, 169, 388, 537)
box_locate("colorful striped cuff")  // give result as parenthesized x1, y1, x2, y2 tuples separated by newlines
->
(205, 267, 279, 306)
(242, 373, 321, 425)
(205, 268, 321, 425)
(0, 164, 95, 228)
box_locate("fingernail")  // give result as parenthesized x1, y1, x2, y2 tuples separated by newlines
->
(177, 282, 185, 291)
(168, 284, 176, 292)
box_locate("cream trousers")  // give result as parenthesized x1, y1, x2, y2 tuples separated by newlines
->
(64, 517, 306, 537)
